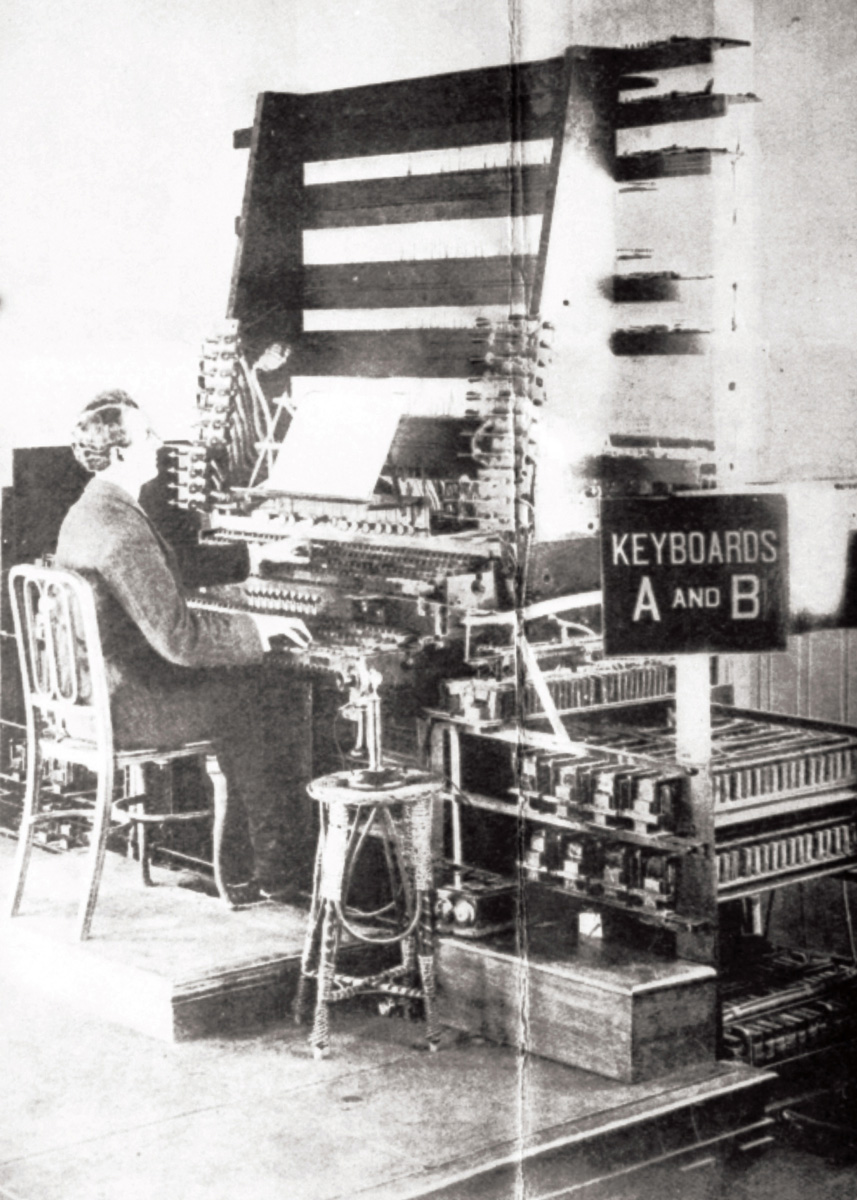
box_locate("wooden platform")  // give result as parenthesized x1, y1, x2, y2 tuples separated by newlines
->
(0, 835, 316, 1040)
(437, 926, 718, 1083)
(0, 838, 783, 1197)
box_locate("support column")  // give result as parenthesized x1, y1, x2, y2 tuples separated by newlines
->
(675, 654, 717, 964)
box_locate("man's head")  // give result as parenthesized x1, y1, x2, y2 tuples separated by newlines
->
(71, 390, 162, 496)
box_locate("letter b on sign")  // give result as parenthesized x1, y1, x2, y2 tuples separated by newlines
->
(731, 574, 760, 620)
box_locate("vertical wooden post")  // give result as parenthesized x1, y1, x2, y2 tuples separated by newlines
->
(675, 655, 712, 769)
(429, 720, 462, 887)
(674, 654, 717, 964)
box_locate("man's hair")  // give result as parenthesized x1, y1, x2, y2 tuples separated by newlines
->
(71, 390, 140, 473)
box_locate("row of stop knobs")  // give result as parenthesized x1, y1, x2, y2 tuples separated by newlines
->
(246, 584, 322, 615)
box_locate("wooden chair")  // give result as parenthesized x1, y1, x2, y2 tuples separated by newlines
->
(6, 563, 229, 940)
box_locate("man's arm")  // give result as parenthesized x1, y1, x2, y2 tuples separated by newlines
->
(100, 505, 264, 669)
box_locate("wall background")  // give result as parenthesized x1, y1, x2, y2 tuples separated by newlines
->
(0, 0, 854, 481)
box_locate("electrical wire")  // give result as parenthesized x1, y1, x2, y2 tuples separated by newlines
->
(843, 880, 857, 964)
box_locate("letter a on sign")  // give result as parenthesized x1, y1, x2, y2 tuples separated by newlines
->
(632, 576, 661, 622)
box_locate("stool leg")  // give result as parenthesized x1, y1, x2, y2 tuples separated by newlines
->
(409, 795, 440, 1050)
(309, 898, 339, 1059)
(204, 755, 230, 904)
(6, 733, 43, 918)
(309, 805, 350, 1058)
(76, 751, 116, 941)
(380, 805, 412, 954)
(416, 890, 440, 1051)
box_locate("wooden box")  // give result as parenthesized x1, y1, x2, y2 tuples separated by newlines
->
(437, 929, 717, 1083)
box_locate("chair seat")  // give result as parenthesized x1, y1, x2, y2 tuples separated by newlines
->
(42, 735, 218, 772)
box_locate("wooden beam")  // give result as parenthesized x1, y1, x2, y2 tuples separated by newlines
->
(610, 328, 708, 356)
(530, 49, 616, 315)
(293, 58, 566, 159)
(227, 93, 305, 333)
(616, 93, 729, 129)
(302, 257, 536, 310)
(615, 149, 721, 182)
(612, 36, 750, 73)
(611, 273, 682, 303)
(303, 165, 551, 229)
(289, 329, 486, 377)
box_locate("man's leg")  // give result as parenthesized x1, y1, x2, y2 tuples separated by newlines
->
(112, 663, 313, 894)
(211, 667, 314, 894)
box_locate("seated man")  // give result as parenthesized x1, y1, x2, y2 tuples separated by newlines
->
(55, 389, 310, 901)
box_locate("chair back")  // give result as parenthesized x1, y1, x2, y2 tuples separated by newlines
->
(8, 564, 113, 755)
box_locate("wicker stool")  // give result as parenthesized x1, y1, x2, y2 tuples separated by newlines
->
(294, 767, 441, 1059)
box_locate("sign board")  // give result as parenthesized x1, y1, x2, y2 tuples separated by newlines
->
(600, 494, 789, 656)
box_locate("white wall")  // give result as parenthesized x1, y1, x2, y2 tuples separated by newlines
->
(1, 0, 855, 483)
(0, 0, 511, 468)
(754, 0, 857, 480)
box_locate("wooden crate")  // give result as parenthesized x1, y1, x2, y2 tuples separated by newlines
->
(437, 930, 717, 1083)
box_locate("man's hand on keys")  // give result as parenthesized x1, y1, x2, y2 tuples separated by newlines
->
(248, 538, 310, 573)
(249, 614, 312, 650)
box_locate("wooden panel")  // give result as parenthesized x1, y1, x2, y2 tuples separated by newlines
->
(437, 935, 717, 1083)
(228, 92, 305, 334)
(387, 416, 479, 474)
(293, 58, 566, 160)
(302, 256, 536, 310)
(617, 75, 659, 92)
(438, 938, 632, 1081)
(742, 631, 857, 724)
(289, 329, 482, 377)
(846, 630, 857, 725)
(615, 149, 718, 182)
(528, 49, 573, 316)
(632, 982, 718, 1079)
(767, 636, 801, 715)
(614, 37, 750, 73)
(611, 273, 682, 303)
(303, 165, 551, 229)
(0, 835, 387, 1042)
(530, 49, 617, 314)
(610, 328, 707, 356)
(807, 630, 848, 724)
(608, 433, 715, 452)
(616, 93, 729, 129)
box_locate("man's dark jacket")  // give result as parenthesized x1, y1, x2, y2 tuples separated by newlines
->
(55, 475, 264, 749)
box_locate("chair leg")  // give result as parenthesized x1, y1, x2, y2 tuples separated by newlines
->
(138, 817, 152, 887)
(126, 765, 153, 887)
(76, 753, 116, 941)
(6, 735, 43, 919)
(204, 755, 230, 904)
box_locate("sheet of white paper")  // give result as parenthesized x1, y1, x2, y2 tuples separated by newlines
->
(264, 378, 407, 500)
